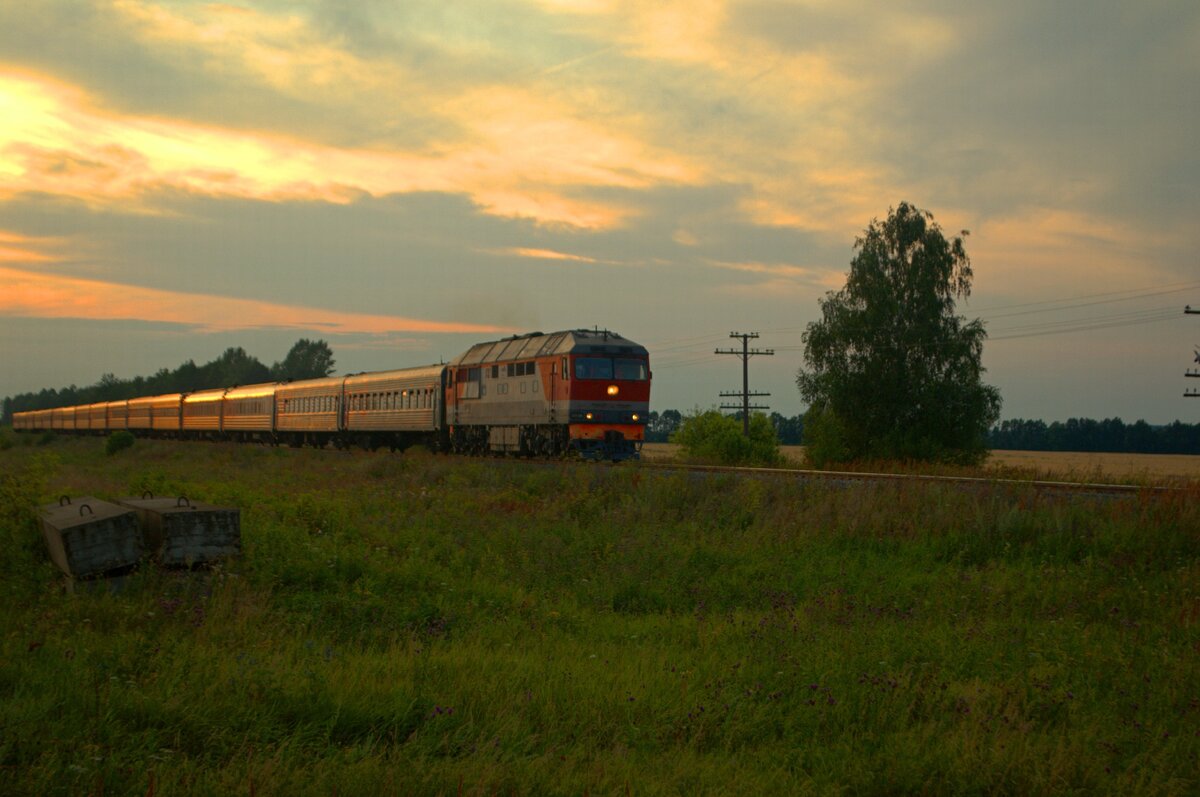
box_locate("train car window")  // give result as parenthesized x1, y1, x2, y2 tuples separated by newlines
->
(491, 365, 499, 379)
(506, 363, 514, 377)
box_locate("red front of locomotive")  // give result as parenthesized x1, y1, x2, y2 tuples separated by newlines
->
(560, 341, 651, 461)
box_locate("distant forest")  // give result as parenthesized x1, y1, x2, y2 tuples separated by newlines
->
(987, 417, 1200, 455)
(4, 346, 1198, 455)
(648, 411, 1200, 455)
(1, 339, 334, 423)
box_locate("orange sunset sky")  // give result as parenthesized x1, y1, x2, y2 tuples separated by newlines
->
(2, 0, 1197, 421)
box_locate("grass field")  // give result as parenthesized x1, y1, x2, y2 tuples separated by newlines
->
(1, 434, 1199, 795)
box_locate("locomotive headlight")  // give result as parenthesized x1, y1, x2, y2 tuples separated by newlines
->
(631, 413, 639, 421)
(585, 412, 594, 420)
(607, 385, 619, 396)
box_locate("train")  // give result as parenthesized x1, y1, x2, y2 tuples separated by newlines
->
(11, 329, 651, 461)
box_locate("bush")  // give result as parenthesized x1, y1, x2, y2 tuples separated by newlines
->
(671, 410, 783, 467)
(802, 404, 851, 468)
(105, 430, 136, 456)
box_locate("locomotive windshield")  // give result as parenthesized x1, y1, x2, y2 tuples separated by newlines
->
(574, 357, 648, 380)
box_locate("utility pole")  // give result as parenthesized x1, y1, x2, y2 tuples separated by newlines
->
(716, 332, 774, 435)
(1187, 306, 1199, 398)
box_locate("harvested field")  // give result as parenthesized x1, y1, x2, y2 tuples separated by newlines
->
(642, 443, 1200, 482)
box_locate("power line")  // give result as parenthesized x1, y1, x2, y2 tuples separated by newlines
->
(646, 284, 1198, 369)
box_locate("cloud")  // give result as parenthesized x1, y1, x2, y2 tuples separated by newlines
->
(0, 231, 65, 264)
(487, 247, 600, 263)
(0, 264, 515, 336)
(0, 65, 700, 228)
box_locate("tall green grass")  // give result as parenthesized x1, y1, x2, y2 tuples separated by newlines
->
(1, 436, 1197, 795)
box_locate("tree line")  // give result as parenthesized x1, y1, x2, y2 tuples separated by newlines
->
(2, 339, 334, 424)
(988, 418, 1200, 455)
(648, 409, 1200, 455)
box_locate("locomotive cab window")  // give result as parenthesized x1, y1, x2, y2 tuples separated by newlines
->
(574, 357, 647, 380)
(574, 358, 613, 380)
(614, 359, 648, 380)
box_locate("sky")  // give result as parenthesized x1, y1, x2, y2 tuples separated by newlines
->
(1, 0, 1198, 423)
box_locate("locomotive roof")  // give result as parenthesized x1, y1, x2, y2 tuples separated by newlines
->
(449, 329, 648, 367)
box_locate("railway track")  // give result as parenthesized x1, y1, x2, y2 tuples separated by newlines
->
(631, 460, 1189, 500)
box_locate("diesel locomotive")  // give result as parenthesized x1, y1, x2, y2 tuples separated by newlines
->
(12, 329, 651, 461)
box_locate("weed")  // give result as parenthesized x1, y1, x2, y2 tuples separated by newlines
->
(0, 437, 1196, 794)
(105, 430, 136, 456)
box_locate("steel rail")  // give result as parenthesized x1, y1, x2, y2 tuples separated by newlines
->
(632, 461, 1189, 499)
